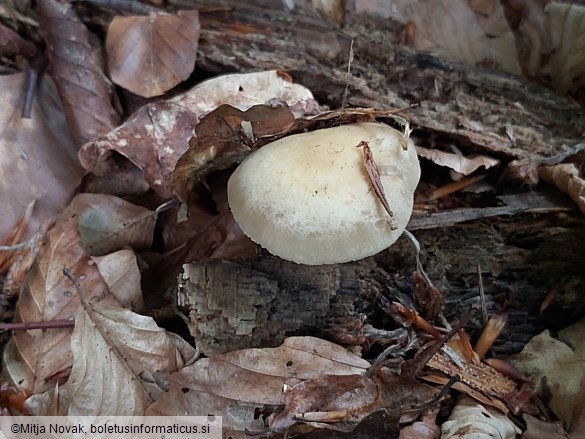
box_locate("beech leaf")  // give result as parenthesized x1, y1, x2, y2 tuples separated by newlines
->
(106, 10, 200, 98)
(0, 73, 82, 242)
(386, 0, 520, 73)
(78, 102, 199, 199)
(416, 147, 499, 176)
(78, 71, 319, 199)
(38, 0, 120, 147)
(92, 250, 144, 311)
(28, 302, 196, 415)
(512, 318, 585, 427)
(2, 218, 120, 394)
(170, 70, 320, 119)
(547, 3, 585, 94)
(441, 396, 520, 438)
(61, 193, 156, 256)
(146, 337, 370, 437)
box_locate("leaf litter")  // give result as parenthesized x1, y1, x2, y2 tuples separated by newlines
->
(0, 0, 584, 436)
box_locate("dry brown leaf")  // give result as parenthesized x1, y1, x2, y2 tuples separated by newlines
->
(169, 70, 320, 119)
(106, 10, 200, 98)
(511, 318, 585, 427)
(0, 73, 82, 242)
(78, 102, 199, 199)
(0, 200, 35, 275)
(79, 71, 319, 199)
(523, 414, 567, 439)
(547, 3, 585, 94)
(37, 0, 120, 147)
(171, 104, 296, 202)
(146, 336, 370, 438)
(27, 302, 196, 415)
(441, 395, 520, 438)
(416, 147, 500, 177)
(269, 366, 438, 435)
(2, 218, 121, 394)
(61, 193, 156, 256)
(539, 163, 585, 216)
(398, 409, 440, 439)
(92, 250, 144, 311)
(386, 0, 521, 73)
(1, 225, 46, 304)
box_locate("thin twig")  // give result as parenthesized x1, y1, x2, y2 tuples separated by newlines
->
(425, 174, 487, 201)
(0, 319, 75, 332)
(154, 198, 179, 215)
(0, 242, 27, 252)
(21, 52, 47, 119)
(477, 264, 488, 326)
(401, 374, 460, 413)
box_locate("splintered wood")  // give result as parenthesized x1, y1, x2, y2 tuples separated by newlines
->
(178, 257, 381, 356)
(426, 350, 518, 401)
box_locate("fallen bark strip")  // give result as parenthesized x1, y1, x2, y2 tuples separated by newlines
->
(176, 0, 585, 169)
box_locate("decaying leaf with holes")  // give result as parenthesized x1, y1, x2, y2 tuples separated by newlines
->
(268, 365, 439, 436)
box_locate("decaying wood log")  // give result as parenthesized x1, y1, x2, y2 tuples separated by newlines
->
(171, 0, 585, 357)
(179, 195, 585, 356)
(175, 0, 585, 168)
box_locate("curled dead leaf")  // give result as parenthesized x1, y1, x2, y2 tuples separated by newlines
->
(78, 102, 199, 199)
(79, 71, 320, 199)
(38, 0, 120, 146)
(171, 104, 296, 202)
(169, 69, 320, 119)
(539, 163, 585, 216)
(416, 146, 499, 177)
(147, 337, 370, 437)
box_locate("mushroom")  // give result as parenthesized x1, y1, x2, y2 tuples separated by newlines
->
(227, 122, 421, 265)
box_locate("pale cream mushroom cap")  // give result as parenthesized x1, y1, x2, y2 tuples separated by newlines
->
(227, 122, 421, 265)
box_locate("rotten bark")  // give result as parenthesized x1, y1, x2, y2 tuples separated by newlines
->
(178, 0, 585, 168)
(170, 0, 585, 357)
(180, 200, 585, 356)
